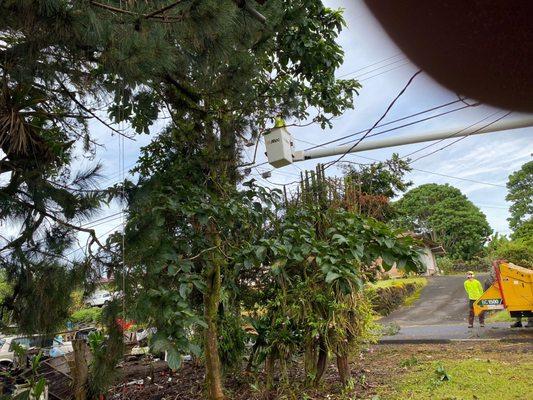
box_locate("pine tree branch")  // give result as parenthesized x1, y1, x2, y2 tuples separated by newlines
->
(90, 1, 184, 21)
(234, 1, 267, 25)
(164, 75, 208, 116)
(144, 1, 184, 18)
(89, 1, 140, 16)
(11, 196, 106, 251)
(0, 213, 45, 253)
(56, 79, 135, 141)
(0, 160, 15, 175)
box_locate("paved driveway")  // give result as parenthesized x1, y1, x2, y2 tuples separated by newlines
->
(379, 274, 532, 342)
(381, 274, 488, 326)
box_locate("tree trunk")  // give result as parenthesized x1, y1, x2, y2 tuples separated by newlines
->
(204, 261, 225, 400)
(336, 351, 351, 386)
(304, 337, 317, 385)
(264, 352, 276, 390)
(314, 335, 328, 386)
(279, 355, 289, 385)
(70, 339, 89, 400)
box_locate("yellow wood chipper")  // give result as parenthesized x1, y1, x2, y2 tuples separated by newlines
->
(473, 260, 533, 318)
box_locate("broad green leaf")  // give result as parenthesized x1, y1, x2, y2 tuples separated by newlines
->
(325, 271, 341, 283)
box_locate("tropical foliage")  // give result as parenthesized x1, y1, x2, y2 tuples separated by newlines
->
(506, 160, 532, 239)
(487, 234, 533, 268)
(394, 184, 492, 260)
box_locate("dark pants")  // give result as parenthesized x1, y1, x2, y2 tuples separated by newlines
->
(468, 300, 485, 325)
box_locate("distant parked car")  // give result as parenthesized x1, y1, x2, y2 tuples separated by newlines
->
(0, 335, 73, 368)
(84, 290, 114, 307)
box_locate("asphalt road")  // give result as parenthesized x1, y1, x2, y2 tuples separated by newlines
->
(381, 274, 488, 326)
(379, 274, 533, 342)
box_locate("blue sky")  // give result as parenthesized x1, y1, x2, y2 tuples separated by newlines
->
(30, 0, 531, 251)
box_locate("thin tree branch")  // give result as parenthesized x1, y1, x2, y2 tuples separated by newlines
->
(11, 197, 106, 250)
(144, 1, 184, 18)
(185, 246, 219, 261)
(89, 1, 138, 16)
(90, 1, 184, 21)
(56, 79, 135, 141)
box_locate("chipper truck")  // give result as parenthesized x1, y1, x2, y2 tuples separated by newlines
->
(473, 260, 533, 319)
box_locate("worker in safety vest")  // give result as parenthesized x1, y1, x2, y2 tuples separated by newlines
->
(464, 271, 485, 328)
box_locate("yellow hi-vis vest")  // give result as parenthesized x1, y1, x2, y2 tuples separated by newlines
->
(464, 279, 484, 300)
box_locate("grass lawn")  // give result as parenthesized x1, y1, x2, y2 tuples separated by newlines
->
(486, 310, 514, 323)
(370, 342, 532, 400)
(384, 358, 532, 400)
(371, 277, 427, 289)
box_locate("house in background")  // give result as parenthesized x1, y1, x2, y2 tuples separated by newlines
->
(386, 232, 446, 277)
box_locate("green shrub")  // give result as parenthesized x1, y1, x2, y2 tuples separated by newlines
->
(489, 238, 533, 268)
(69, 290, 85, 313)
(70, 307, 102, 325)
(436, 256, 454, 274)
(367, 282, 423, 316)
(438, 256, 492, 274)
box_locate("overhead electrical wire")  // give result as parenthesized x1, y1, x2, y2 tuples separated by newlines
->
(348, 153, 506, 188)
(335, 102, 478, 148)
(292, 137, 506, 189)
(358, 62, 413, 82)
(303, 99, 468, 151)
(337, 53, 404, 78)
(79, 211, 124, 228)
(324, 70, 423, 170)
(342, 58, 409, 80)
(407, 111, 512, 164)
(401, 110, 501, 160)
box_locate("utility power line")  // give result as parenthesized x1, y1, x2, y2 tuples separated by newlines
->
(335, 103, 478, 148)
(324, 70, 423, 170)
(349, 154, 506, 189)
(359, 62, 413, 82)
(337, 53, 404, 78)
(344, 58, 409, 80)
(407, 111, 512, 164)
(402, 110, 501, 160)
(303, 99, 468, 151)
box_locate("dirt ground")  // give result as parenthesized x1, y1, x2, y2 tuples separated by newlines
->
(106, 341, 532, 400)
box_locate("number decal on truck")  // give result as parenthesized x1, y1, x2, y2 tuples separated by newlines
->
(479, 299, 503, 306)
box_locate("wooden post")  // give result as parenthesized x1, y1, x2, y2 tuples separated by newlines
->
(70, 339, 89, 400)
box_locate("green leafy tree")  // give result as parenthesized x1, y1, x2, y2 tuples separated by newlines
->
(395, 184, 492, 259)
(249, 205, 422, 387)
(114, 2, 360, 398)
(506, 160, 533, 236)
(342, 153, 412, 198)
(121, 132, 280, 397)
(342, 153, 412, 219)
(3, 2, 360, 398)
(511, 218, 533, 241)
(486, 234, 533, 268)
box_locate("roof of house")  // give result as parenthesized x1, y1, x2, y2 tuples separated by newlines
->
(400, 231, 446, 255)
